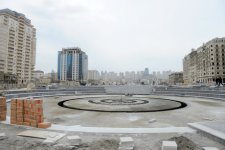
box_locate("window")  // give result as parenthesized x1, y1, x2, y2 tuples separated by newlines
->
(217, 72, 219, 74)
(212, 72, 214, 74)
(212, 62, 214, 65)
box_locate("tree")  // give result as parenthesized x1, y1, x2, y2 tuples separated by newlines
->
(3, 73, 17, 84)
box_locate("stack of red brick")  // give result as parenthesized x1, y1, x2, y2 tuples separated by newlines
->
(0, 97, 6, 121)
(10, 99, 51, 128)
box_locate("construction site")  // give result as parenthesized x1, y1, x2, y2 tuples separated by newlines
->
(0, 85, 225, 150)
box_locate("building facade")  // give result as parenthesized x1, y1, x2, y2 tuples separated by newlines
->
(183, 37, 225, 85)
(58, 47, 88, 82)
(169, 72, 183, 85)
(183, 50, 198, 84)
(143, 68, 149, 76)
(0, 9, 36, 84)
(88, 70, 100, 80)
(33, 70, 44, 79)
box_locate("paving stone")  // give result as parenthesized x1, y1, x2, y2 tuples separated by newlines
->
(43, 139, 55, 144)
(118, 147, 134, 150)
(162, 141, 177, 150)
(119, 137, 134, 149)
(203, 147, 219, 150)
(67, 136, 82, 145)
(0, 133, 6, 140)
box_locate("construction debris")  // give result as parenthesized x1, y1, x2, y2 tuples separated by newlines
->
(0, 133, 6, 140)
(162, 141, 177, 150)
(67, 136, 82, 146)
(38, 122, 52, 129)
(203, 147, 219, 150)
(119, 137, 134, 150)
(17, 130, 65, 143)
(148, 118, 157, 123)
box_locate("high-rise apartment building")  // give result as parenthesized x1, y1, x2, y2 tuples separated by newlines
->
(144, 68, 149, 76)
(58, 47, 88, 82)
(183, 37, 225, 85)
(88, 70, 100, 80)
(0, 9, 36, 84)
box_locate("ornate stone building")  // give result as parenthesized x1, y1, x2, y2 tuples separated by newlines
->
(183, 37, 225, 85)
(169, 72, 183, 85)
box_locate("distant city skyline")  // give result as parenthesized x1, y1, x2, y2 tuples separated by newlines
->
(1, 0, 225, 73)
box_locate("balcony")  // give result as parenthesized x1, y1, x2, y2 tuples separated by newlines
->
(17, 49, 23, 53)
(9, 33, 15, 36)
(8, 46, 14, 50)
(18, 36, 23, 39)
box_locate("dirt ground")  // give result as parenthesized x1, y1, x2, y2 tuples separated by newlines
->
(0, 123, 224, 150)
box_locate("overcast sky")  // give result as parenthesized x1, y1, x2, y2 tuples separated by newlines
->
(1, 0, 225, 73)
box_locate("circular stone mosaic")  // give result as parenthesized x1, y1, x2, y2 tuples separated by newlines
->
(88, 97, 149, 105)
(58, 96, 187, 112)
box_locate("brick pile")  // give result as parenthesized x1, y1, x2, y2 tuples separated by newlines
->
(10, 99, 17, 124)
(10, 99, 51, 128)
(17, 99, 24, 125)
(0, 97, 6, 121)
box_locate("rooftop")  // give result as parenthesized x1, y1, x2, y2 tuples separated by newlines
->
(0, 8, 31, 25)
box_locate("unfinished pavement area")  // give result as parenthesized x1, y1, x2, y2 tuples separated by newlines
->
(39, 95, 225, 128)
(1, 86, 225, 149)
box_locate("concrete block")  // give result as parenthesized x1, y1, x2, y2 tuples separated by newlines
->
(203, 147, 219, 150)
(43, 139, 55, 144)
(0, 133, 6, 140)
(67, 136, 82, 145)
(118, 147, 134, 150)
(119, 137, 134, 148)
(162, 141, 177, 150)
